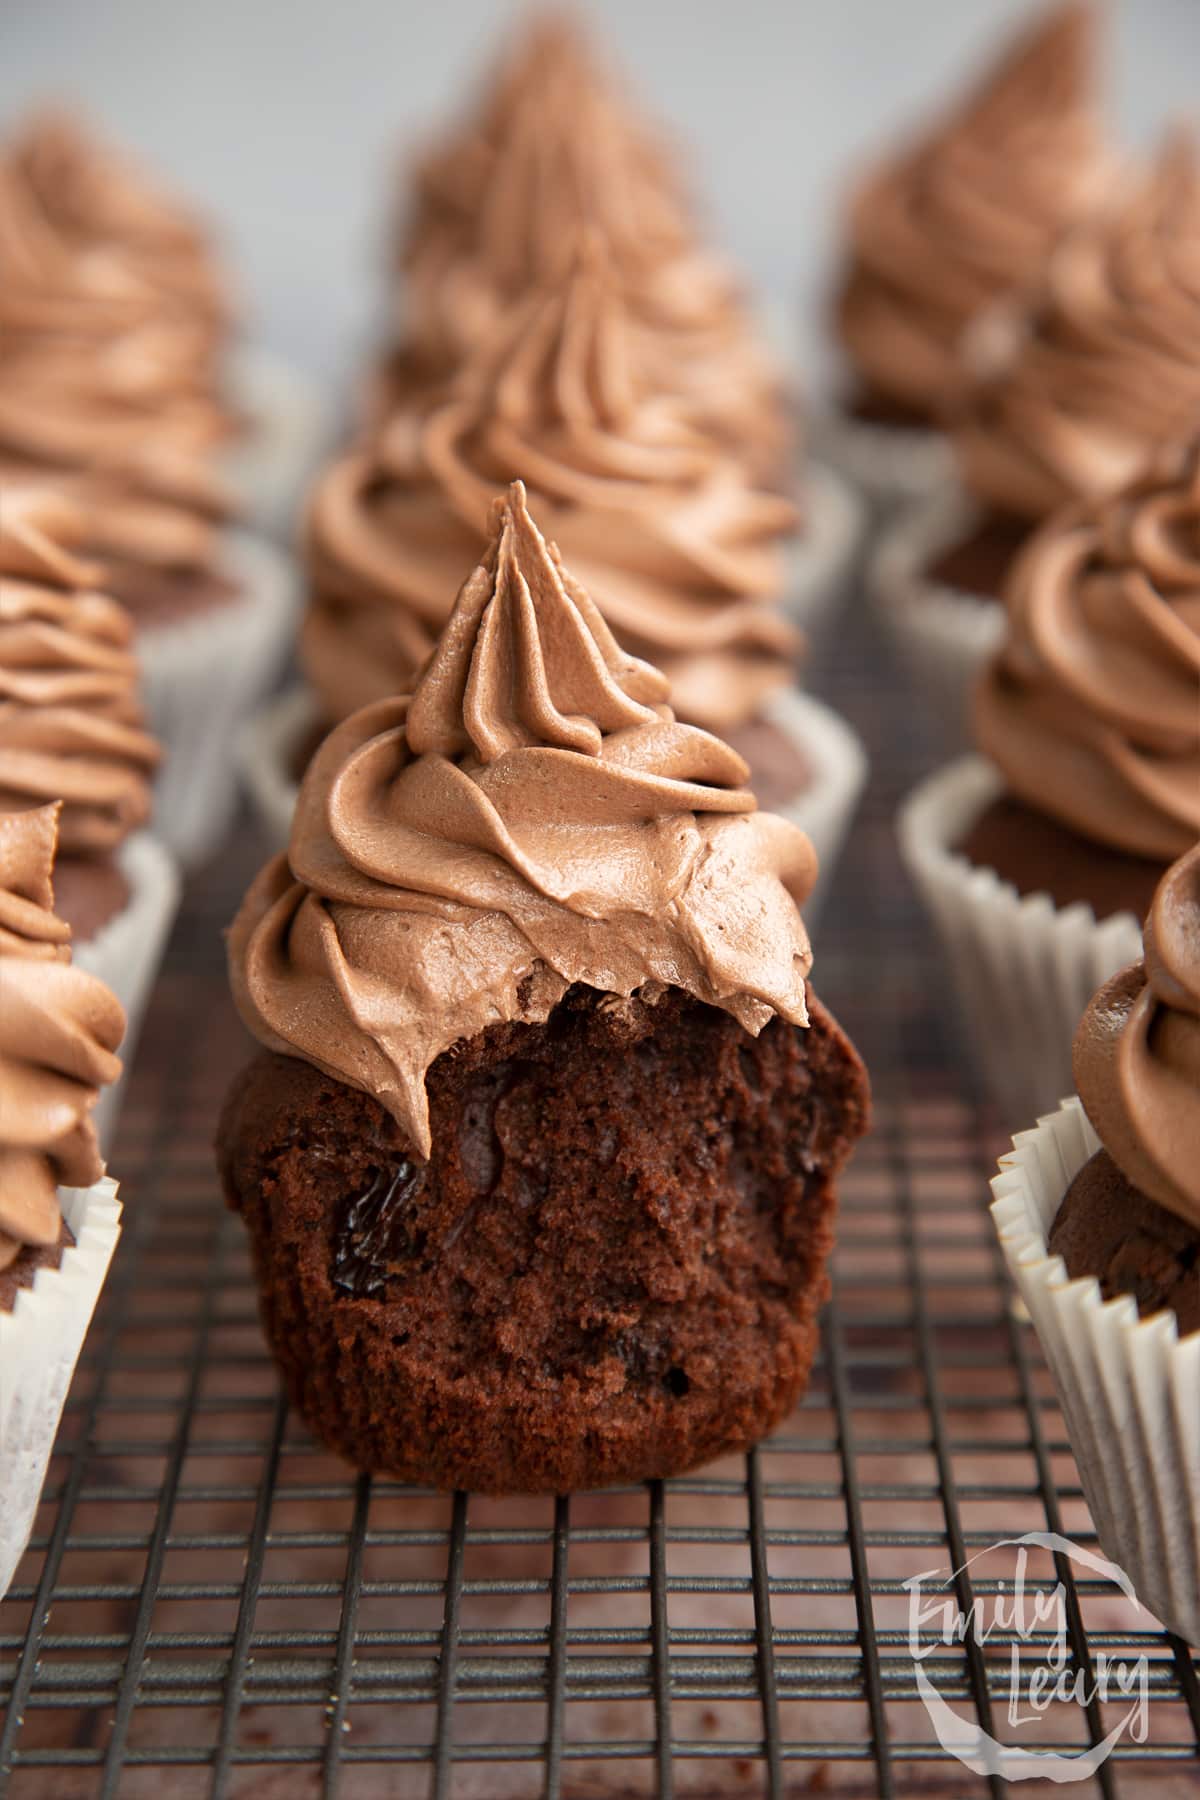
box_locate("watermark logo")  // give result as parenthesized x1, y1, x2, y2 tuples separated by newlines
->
(904, 1531, 1149, 1782)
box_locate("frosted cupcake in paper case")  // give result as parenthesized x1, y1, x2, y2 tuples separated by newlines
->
(872, 129, 1200, 741)
(374, 9, 794, 488)
(0, 484, 178, 1137)
(899, 437, 1200, 1125)
(990, 842, 1200, 1643)
(0, 106, 325, 536)
(0, 800, 125, 1597)
(826, 3, 1109, 507)
(0, 113, 301, 862)
(0, 109, 238, 546)
(1054, 845, 1200, 1327)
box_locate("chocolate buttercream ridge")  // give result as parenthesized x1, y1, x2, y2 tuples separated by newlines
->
(0, 479, 161, 854)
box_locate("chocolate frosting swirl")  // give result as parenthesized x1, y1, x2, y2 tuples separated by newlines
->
(975, 440, 1200, 861)
(1074, 842, 1200, 1229)
(952, 129, 1200, 519)
(836, 3, 1107, 415)
(0, 110, 235, 565)
(0, 486, 160, 852)
(237, 483, 815, 1159)
(309, 242, 798, 734)
(0, 801, 125, 1275)
(3, 108, 228, 329)
(377, 12, 790, 478)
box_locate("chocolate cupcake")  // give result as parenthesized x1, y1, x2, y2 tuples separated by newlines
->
(874, 129, 1200, 739)
(827, 2, 1108, 507)
(248, 241, 865, 903)
(0, 800, 125, 1595)
(899, 438, 1200, 1123)
(219, 483, 869, 1494)
(991, 843, 1200, 1642)
(0, 108, 326, 531)
(0, 111, 299, 863)
(373, 10, 793, 489)
(1056, 852, 1200, 1332)
(0, 485, 178, 1135)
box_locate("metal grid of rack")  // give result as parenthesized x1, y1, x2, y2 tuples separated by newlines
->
(2, 593, 1198, 1799)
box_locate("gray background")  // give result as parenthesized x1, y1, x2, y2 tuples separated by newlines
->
(2, 1, 1195, 390)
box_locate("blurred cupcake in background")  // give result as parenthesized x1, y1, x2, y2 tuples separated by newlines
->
(0, 799, 125, 1598)
(364, 8, 863, 624)
(0, 485, 179, 1141)
(826, 2, 1109, 510)
(0, 109, 324, 536)
(247, 240, 866, 912)
(371, 8, 795, 489)
(0, 112, 300, 864)
(899, 439, 1200, 1126)
(991, 842, 1200, 1644)
(873, 129, 1200, 744)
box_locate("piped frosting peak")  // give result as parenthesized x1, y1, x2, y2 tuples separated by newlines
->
(405, 481, 672, 762)
(236, 484, 816, 1158)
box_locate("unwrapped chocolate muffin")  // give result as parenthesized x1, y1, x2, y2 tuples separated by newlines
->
(219, 482, 869, 1494)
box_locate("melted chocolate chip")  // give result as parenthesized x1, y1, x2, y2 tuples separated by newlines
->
(333, 1162, 428, 1297)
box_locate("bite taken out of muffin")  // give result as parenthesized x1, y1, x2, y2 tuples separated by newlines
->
(218, 483, 869, 1494)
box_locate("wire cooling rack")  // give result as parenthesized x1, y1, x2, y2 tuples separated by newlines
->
(2, 582, 1199, 1800)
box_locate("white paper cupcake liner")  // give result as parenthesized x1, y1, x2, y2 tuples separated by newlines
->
(785, 460, 866, 643)
(224, 344, 329, 541)
(237, 681, 319, 852)
(868, 488, 1006, 751)
(898, 757, 1143, 1131)
(812, 404, 956, 516)
(137, 528, 300, 868)
(239, 683, 867, 929)
(991, 1100, 1200, 1644)
(0, 1175, 122, 1599)
(762, 687, 868, 927)
(71, 832, 180, 1153)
